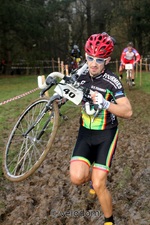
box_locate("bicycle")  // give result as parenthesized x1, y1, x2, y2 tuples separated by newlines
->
(2, 63, 101, 182)
(125, 63, 133, 90)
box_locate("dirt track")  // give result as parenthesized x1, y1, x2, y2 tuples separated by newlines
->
(0, 86, 150, 225)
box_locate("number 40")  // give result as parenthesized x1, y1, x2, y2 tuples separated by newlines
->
(63, 89, 75, 98)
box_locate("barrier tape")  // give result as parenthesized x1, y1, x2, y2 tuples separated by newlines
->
(0, 87, 39, 106)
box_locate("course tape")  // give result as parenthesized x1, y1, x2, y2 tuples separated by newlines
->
(0, 87, 39, 106)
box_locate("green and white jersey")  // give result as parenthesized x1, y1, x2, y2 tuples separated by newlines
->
(77, 69, 125, 130)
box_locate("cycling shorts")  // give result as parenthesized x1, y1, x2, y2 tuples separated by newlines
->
(71, 125, 118, 172)
(120, 59, 134, 66)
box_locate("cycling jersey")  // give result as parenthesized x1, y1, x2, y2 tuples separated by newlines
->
(77, 69, 125, 130)
(121, 47, 140, 64)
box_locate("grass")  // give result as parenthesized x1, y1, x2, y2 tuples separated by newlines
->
(121, 71, 150, 94)
(131, 71, 150, 94)
(0, 71, 149, 177)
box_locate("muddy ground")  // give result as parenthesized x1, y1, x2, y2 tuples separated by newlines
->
(0, 86, 150, 225)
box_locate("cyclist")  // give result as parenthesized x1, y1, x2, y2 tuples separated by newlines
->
(69, 33, 132, 225)
(119, 42, 141, 85)
(70, 44, 82, 71)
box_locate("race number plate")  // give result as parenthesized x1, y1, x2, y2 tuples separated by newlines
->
(54, 80, 83, 105)
(125, 64, 133, 70)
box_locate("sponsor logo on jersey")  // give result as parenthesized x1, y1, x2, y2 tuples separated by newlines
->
(91, 85, 106, 93)
(103, 73, 122, 89)
(115, 91, 124, 97)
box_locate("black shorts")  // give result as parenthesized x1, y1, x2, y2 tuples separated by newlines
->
(71, 125, 118, 172)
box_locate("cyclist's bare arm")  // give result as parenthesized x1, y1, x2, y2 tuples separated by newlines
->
(107, 97, 132, 119)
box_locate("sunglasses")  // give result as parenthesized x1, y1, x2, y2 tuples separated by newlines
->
(86, 55, 107, 64)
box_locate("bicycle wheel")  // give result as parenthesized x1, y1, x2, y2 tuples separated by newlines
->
(3, 97, 59, 182)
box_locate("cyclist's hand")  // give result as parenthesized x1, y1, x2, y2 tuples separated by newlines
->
(90, 91, 110, 110)
(133, 61, 138, 66)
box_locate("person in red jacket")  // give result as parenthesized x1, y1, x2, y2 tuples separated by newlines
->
(119, 42, 140, 85)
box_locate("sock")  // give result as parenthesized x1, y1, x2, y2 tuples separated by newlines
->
(89, 180, 94, 189)
(105, 215, 114, 223)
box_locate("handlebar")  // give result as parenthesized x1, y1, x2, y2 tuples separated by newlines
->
(37, 63, 101, 119)
(38, 63, 88, 89)
(38, 72, 65, 89)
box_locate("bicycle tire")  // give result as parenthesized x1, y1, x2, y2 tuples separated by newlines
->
(127, 70, 132, 90)
(3, 97, 59, 182)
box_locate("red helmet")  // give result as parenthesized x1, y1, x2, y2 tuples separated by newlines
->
(85, 33, 114, 58)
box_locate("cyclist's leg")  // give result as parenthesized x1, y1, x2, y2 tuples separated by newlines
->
(130, 60, 135, 85)
(131, 69, 135, 85)
(70, 161, 91, 185)
(91, 127, 118, 223)
(131, 67, 135, 85)
(92, 169, 113, 218)
(119, 64, 124, 80)
(69, 126, 93, 184)
(132, 69, 135, 79)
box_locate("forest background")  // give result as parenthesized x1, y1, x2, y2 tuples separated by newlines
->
(0, 2, 150, 224)
(0, 0, 150, 74)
